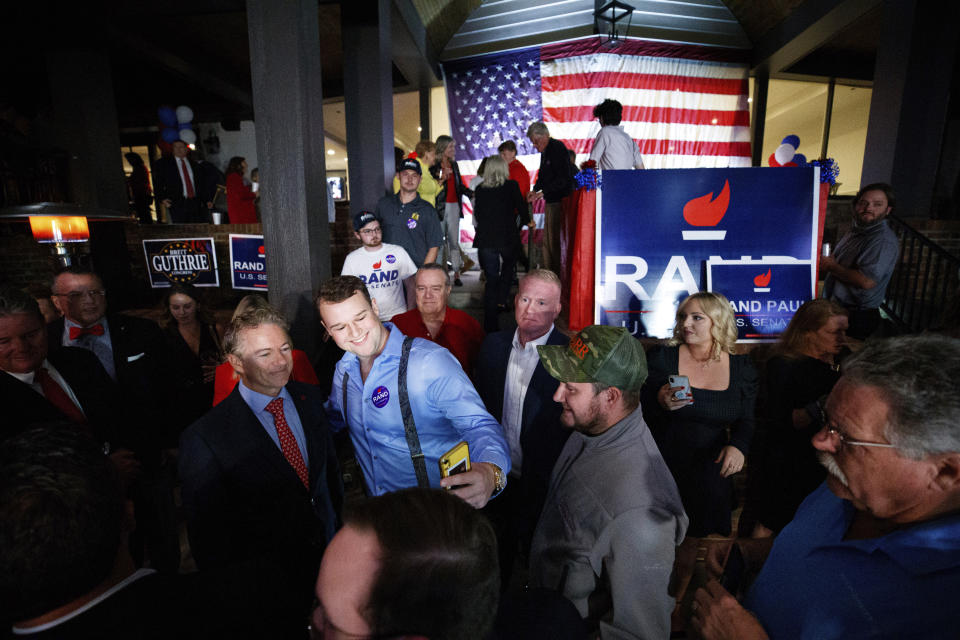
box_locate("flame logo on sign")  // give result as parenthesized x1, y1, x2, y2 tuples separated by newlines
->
(753, 269, 772, 287)
(372, 260, 382, 270)
(683, 180, 730, 227)
(258, 245, 265, 256)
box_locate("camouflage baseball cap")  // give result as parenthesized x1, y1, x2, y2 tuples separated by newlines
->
(537, 325, 647, 391)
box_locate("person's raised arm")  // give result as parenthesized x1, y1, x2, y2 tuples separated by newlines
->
(425, 350, 510, 508)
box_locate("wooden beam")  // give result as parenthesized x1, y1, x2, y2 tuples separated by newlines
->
(247, 0, 331, 356)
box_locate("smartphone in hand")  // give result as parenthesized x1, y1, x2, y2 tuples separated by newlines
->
(439, 441, 471, 485)
(668, 374, 692, 401)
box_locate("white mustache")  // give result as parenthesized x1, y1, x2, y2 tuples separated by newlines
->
(817, 452, 849, 487)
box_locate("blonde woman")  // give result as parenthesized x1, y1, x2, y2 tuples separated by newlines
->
(473, 155, 529, 332)
(433, 135, 474, 285)
(641, 291, 757, 536)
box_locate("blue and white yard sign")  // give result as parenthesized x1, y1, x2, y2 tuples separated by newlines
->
(229, 234, 267, 291)
(596, 168, 820, 341)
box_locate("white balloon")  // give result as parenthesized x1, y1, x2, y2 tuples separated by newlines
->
(179, 128, 197, 144)
(175, 105, 194, 124)
(774, 143, 796, 165)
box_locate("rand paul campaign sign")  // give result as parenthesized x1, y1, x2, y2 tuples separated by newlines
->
(142, 238, 219, 288)
(229, 234, 267, 291)
(596, 168, 819, 341)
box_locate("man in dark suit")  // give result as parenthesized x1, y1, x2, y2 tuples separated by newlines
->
(153, 140, 211, 223)
(48, 267, 171, 446)
(48, 266, 178, 571)
(475, 269, 571, 586)
(0, 285, 138, 476)
(179, 306, 342, 618)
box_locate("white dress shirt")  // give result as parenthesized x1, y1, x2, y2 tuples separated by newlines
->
(5, 359, 86, 417)
(175, 157, 196, 198)
(589, 125, 645, 170)
(501, 325, 555, 475)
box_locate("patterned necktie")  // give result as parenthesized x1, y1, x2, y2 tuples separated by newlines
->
(264, 397, 310, 489)
(36, 367, 87, 425)
(180, 158, 196, 198)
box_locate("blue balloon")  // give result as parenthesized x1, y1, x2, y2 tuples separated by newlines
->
(178, 122, 193, 131)
(161, 127, 180, 143)
(158, 106, 177, 127)
(782, 134, 800, 148)
(793, 153, 807, 166)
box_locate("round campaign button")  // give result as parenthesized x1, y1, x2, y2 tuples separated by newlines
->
(385, 254, 396, 264)
(407, 218, 417, 229)
(371, 386, 390, 408)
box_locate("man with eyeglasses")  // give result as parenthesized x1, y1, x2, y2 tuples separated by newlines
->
(341, 211, 418, 320)
(48, 266, 179, 572)
(691, 334, 960, 640)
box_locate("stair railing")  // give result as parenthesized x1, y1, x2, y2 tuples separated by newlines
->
(882, 214, 960, 332)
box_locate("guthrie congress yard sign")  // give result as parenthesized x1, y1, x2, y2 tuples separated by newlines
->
(142, 238, 219, 288)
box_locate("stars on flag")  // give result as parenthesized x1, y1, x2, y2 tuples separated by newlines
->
(443, 51, 543, 160)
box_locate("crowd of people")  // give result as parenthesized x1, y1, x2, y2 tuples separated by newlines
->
(3, 105, 959, 639)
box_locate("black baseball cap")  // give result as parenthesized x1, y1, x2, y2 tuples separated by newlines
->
(398, 158, 422, 175)
(353, 210, 379, 231)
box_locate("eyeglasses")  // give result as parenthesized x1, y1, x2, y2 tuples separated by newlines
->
(53, 289, 105, 302)
(817, 403, 896, 449)
(359, 227, 382, 236)
(825, 426, 896, 449)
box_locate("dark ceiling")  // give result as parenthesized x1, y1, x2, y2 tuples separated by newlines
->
(1, 0, 405, 128)
(0, 0, 882, 132)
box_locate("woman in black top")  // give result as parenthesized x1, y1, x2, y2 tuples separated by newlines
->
(472, 155, 530, 332)
(642, 291, 757, 536)
(752, 299, 849, 536)
(161, 284, 223, 436)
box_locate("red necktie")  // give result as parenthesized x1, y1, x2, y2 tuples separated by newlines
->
(36, 367, 87, 424)
(69, 324, 105, 340)
(264, 397, 310, 489)
(180, 158, 196, 198)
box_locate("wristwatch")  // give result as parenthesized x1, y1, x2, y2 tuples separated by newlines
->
(491, 464, 506, 494)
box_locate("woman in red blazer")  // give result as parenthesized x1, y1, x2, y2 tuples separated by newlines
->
(225, 156, 258, 224)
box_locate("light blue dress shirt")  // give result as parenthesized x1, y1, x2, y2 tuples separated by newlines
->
(238, 381, 309, 466)
(63, 317, 116, 380)
(326, 322, 510, 495)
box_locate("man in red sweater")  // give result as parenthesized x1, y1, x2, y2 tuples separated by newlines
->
(390, 264, 484, 376)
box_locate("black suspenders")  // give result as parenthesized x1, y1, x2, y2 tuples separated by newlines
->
(341, 336, 429, 488)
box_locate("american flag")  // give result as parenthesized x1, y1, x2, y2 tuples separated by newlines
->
(442, 36, 751, 179)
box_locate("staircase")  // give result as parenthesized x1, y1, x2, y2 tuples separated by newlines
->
(882, 216, 960, 333)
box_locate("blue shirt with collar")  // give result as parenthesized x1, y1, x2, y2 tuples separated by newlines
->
(237, 380, 310, 466)
(744, 482, 960, 639)
(326, 322, 510, 495)
(63, 316, 116, 380)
